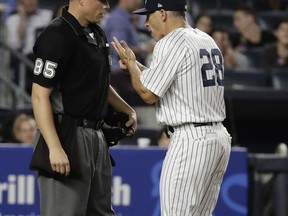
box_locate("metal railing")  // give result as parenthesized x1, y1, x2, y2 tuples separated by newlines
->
(249, 146, 288, 216)
(0, 15, 33, 110)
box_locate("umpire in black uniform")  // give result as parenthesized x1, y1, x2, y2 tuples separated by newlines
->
(31, 0, 137, 215)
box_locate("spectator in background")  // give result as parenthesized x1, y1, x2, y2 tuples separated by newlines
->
(5, 0, 51, 56)
(232, 4, 275, 52)
(0, 3, 9, 17)
(211, 28, 250, 69)
(131, 14, 156, 67)
(12, 114, 36, 144)
(262, 18, 288, 69)
(104, 0, 154, 106)
(194, 12, 213, 35)
(5, 0, 52, 93)
(1, 0, 16, 19)
(104, 0, 154, 73)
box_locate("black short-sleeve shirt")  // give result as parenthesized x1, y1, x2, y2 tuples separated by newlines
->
(32, 7, 111, 120)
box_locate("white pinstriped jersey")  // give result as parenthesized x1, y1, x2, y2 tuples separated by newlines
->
(140, 27, 226, 126)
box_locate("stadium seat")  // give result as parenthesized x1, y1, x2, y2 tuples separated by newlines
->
(201, 0, 242, 10)
(242, 48, 263, 68)
(259, 11, 288, 30)
(224, 68, 271, 89)
(271, 68, 288, 90)
(207, 9, 235, 31)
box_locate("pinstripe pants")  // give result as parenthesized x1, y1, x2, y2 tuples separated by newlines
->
(160, 123, 231, 216)
(38, 127, 115, 216)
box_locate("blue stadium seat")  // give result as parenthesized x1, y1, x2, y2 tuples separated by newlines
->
(271, 68, 288, 90)
(224, 68, 271, 89)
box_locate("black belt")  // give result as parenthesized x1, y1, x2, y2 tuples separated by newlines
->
(167, 122, 218, 134)
(80, 119, 104, 130)
(194, 122, 216, 127)
(54, 115, 104, 130)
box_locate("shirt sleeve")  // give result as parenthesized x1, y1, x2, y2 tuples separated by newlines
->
(32, 25, 72, 88)
(140, 42, 186, 97)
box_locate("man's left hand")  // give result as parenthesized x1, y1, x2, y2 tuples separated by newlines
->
(125, 112, 137, 136)
(112, 37, 136, 68)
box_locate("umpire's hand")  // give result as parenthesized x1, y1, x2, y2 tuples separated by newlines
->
(49, 145, 70, 177)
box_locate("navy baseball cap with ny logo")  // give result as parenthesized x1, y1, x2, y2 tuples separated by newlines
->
(133, 0, 187, 15)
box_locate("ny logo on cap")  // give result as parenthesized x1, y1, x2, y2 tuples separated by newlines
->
(158, 3, 163, 8)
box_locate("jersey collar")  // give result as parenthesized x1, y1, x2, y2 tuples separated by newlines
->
(61, 6, 99, 37)
(61, 6, 85, 36)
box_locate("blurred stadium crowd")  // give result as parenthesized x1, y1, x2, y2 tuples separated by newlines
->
(0, 0, 288, 150)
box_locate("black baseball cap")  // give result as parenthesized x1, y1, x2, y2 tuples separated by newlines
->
(133, 0, 187, 15)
